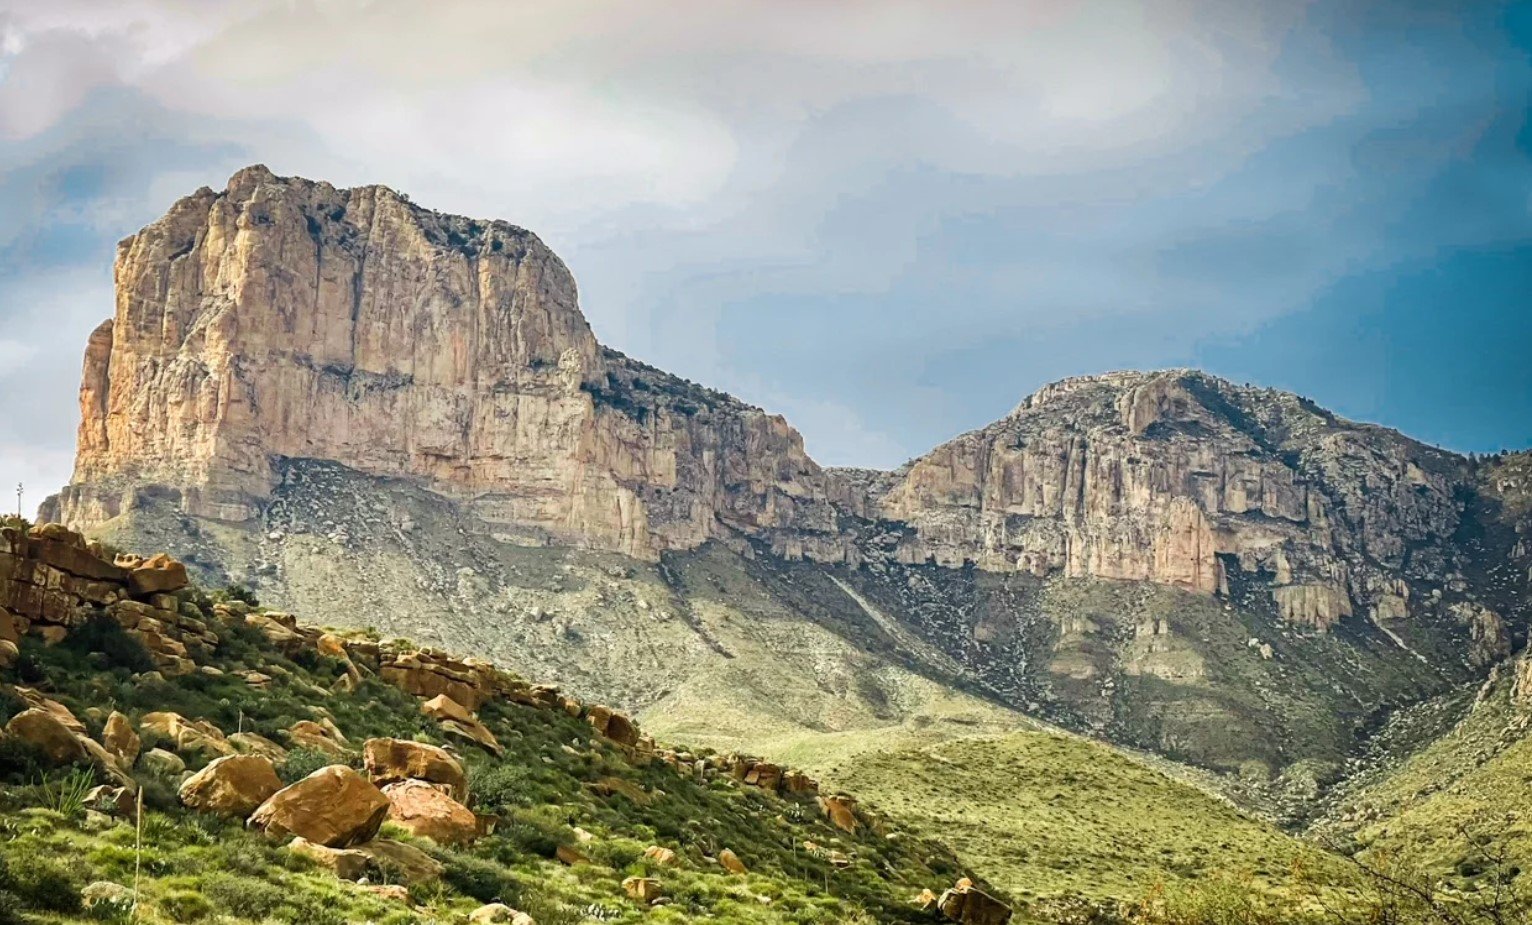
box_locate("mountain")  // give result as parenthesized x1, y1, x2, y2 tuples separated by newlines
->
(40, 167, 1530, 789)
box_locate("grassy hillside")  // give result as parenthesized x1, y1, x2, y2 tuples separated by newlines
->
(1314, 663, 1532, 893)
(0, 585, 976, 924)
(801, 730, 1367, 914)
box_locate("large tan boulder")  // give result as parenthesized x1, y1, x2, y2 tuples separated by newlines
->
(820, 794, 860, 832)
(643, 846, 677, 866)
(288, 720, 347, 757)
(127, 554, 188, 595)
(586, 705, 640, 747)
(5, 708, 86, 765)
(468, 903, 536, 925)
(100, 711, 140, 766)
(937, 882, 1012, 925)
(363, 738, 466, 799)
(141, 712, 233, 757)
(179, 755, 283, 818)
(228, 732, 289, 763)
(382, 779, 478, 846)
(248, 765, 390, 848)
(718, 848, 747, 875)
(622, 877, 664, 904)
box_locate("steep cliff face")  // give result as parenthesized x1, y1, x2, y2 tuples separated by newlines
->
(876, 371, 1489, 634)
(47, 166, 843, 562)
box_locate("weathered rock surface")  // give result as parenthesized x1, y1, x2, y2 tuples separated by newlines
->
(45, 165, 847, 564)
(381, 778, 478, 845)
(179, 754, 283, 818)
(937, 880, 1012, 925)
(363, 737, 466, 799)
(248, 764, 390, 848)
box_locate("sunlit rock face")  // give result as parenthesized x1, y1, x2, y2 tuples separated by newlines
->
(47, 166, 847, 563)
(874, 370, 1476, 628)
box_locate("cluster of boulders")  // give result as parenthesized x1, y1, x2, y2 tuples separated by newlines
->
(0, 523, 201, 673)
(916, 877, 1013, 925)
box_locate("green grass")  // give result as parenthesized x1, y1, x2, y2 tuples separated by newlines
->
(0, 591, 971, 924)
(802, 729, 1369, 913)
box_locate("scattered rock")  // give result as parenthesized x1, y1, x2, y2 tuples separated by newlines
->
(381, 779, 478, 846)
(140, 747, 186, 776)
(937, 880, 1012, 925)
(140, 712, 233, 757)
(179, 755, 283, 818)
(354, 838, 444, 884)
(363, 737, 466, 799)
(643, 846, 677, 866)
(248, 765, 390, 848)
(719, 848, 748, 875)
(4, 708, 86, 765)
(820, 794, 860, 832)
(468, 903, 536, 925)
(81, 881, 134, 913)
(101, 711, 140, 766)
(288, 837, 370, 880)
(555, 844, 589, 866)
(622, 876, 664, 903)
(421, 694, 501, 755)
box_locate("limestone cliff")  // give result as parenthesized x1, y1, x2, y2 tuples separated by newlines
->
(873, 371, 1490, 631)
(45, 166, 843, 562)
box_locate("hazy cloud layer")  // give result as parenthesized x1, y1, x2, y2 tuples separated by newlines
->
(0, 0, 1527, 504)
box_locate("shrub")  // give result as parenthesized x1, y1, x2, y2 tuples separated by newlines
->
(65, 613, 155, 674)
(439, 850, 517, 903)
(212, 585, 260, 608)
(160, 888, 212, 922)
(0, 890, 21, 925)
(7, 856, 83, 914)
(279, 747, 336, 783)
(203, 872, 284, 919)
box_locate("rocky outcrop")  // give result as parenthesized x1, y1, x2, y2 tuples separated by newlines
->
(875, 371, 1483, 628)
(44, 166, 847, 564)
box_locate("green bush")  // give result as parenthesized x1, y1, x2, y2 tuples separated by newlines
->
(160, 888, 212, 922)
(203, 872, 284, 919)
(438, 849, 517, 903)
(0, 890, 21, 925)
(6, 855, 83, 914)
(279, 747, 336, 783)
(65, 613, 155, 674)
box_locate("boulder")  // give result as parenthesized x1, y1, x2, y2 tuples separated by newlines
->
(288, 720, 347, 757)
(0, 640, 17, 670)
(555, 844, 589, 866)
(101, 711, 140, 766)
(288, 837, 370, 880)
(228, 732, 289, 763)
(382, 779, 478, 846)
(127, 553, 188, 595)
(179, 755, 283, 818)
(937, 882, 1012, 925)
(354, 838, 444, 884)
(421, 694, 501, 755)
(248, 765, 390, 848)
(361, 884, 412, 904)
(141, 712, 233, 757)
(622, 876, 664, 903)
(820, 793, 860, 832)
(718, 848, 748, 875)
(363, 737, 466, 799)
(468, 904, 536, 925)
(4, 708, 86, 765)
(643, 846, 677, 866)
(81, 881, 135, 914)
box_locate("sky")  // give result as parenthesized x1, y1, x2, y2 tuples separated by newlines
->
(0, 0, 1528, 508)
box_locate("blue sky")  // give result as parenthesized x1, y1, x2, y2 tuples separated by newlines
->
(0, 1, 1528, 503)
